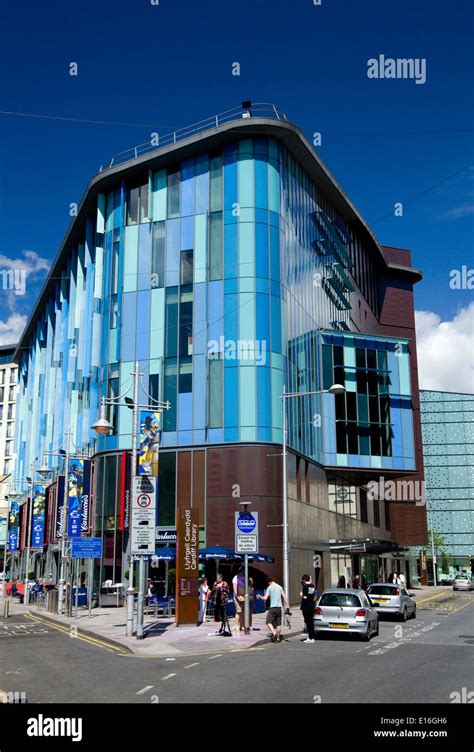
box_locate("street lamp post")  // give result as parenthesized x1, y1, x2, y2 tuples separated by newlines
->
(91, 361, 170, 640)
(239, 501, 252, 635)
(428, 499, 437, 587)
(281, 383, 345, 603)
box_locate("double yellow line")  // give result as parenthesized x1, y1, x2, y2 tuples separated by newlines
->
(26, 613, 128, 655)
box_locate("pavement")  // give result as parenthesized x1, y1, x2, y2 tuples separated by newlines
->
(4, 583, 453, 658)
(0, 587, 472, 705)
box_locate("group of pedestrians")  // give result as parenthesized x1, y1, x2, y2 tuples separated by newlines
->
(388, 571, 407, 587)
(197, 570, 257, 630)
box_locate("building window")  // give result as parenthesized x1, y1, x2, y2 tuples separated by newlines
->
(163, 360, 177, 431)
(3, 458, 11, 475)
(0, 387, 4, 402)
(210, 155, 223, 211)
(107, 374, 119, 429)
(180, 250, 193, 286)
(0, 371, 4, 386)
(111, 229, 120, 295)
(209, 211, 223, 281)
(165, 287, 179, 358)
(328, 483, 357, 518)
(6, 422, 13, 439)
(178, 362, 192, 394)
(10, 368, 17, 384)
(7, 404, 14, 420)
(149, 374, 159, 403)
(5, 440, 12, 456)
(179, 299, 193, 358)
(127, 186, 139, 225)
(127, 183, 149, 225)
(327, 340, 393, 458)
(167, 170, 180, 218)
(208, 356, 223, 428)
(110, 295, 119, 329)
(151, 221, 165, 288)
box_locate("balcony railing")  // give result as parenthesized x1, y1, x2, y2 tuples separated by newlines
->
(99, 102, 288, 172)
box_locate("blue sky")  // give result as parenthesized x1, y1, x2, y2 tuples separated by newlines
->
(0, 0, 473, 339)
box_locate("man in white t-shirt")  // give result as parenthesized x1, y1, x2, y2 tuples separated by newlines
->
(257, 577, 289, 643)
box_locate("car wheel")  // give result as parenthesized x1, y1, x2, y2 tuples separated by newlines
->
(400, 608, 407, 622)
(412, 607, 416, 619)
(374, 620, 379, 637)
(361, 627, 371, 642)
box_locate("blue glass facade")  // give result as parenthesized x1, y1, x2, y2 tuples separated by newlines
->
(14, 135, 369, 475)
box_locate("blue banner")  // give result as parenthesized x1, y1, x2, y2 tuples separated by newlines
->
(31, 485, 46, 548)
(7, 501, 20, 552)
(68, 459, 84, 537)
(55, 475, 66, 540)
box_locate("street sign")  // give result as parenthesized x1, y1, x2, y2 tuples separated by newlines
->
(156, 528, 177, 543)
(71, 537, 103, 559)
(349, 542, 366, 553)
(131, 476, 156, 555)
(235, 511, 259, 554)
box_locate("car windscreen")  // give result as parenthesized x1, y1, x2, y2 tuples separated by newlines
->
(368, 586, 399, 596)
(319, 593, 361, 607)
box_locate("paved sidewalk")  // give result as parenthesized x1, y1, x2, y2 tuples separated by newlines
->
(14, 601, 305, 657)
(4, 585, 451, 658)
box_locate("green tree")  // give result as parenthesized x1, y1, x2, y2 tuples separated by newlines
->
(427, 530, 447, 559)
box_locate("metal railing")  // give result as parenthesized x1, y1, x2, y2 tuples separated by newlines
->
(100, 102, 288, 172)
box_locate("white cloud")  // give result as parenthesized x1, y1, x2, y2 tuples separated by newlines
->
(415, 303, 474, 393)
(0, 313, 27, 346)
(443, 203, 474, 220)
(0, 250, 50, 274)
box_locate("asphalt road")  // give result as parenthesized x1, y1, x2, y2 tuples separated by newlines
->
(0, 591, 473, 704)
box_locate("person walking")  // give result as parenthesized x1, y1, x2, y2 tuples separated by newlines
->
(197, 576, 210, 625)
(257, 577, 289, 643)
(398, 572, 407, 588)
(300, 574, 317, 644)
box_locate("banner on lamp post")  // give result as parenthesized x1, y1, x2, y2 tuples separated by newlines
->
(138, 411, 161, 476)
(7, 501, 20, 553)
(67, 459, 84, 537)
(31, 485, 46, 548)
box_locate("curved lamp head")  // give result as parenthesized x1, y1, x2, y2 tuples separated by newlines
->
(91, 415, 114, 435)
(328, 384, 346, 395)
(37, 462, 52, 480)
(91, 399, 114, 436)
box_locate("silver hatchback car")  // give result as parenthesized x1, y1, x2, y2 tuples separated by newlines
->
(313, 588, 379, 641)
(366, 583, 416, 621)
(453, 575, 473, 591)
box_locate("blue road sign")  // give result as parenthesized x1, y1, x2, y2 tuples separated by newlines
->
(236, 512, 257, 533)
(71, 537, 103, 559)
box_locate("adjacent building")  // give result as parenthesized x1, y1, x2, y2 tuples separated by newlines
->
(12, 104, 427, 595)
(419, 390, 474, 580)
(0, 344, 19, 565)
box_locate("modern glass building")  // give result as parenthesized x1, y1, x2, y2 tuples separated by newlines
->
(12, 105, 427, 594)
(419, 390, 474, 578)
(0, 345, 18, 559)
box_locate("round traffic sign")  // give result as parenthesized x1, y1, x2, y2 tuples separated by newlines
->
(237, 512, 257, 533)
(136, 493, 151, 508)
